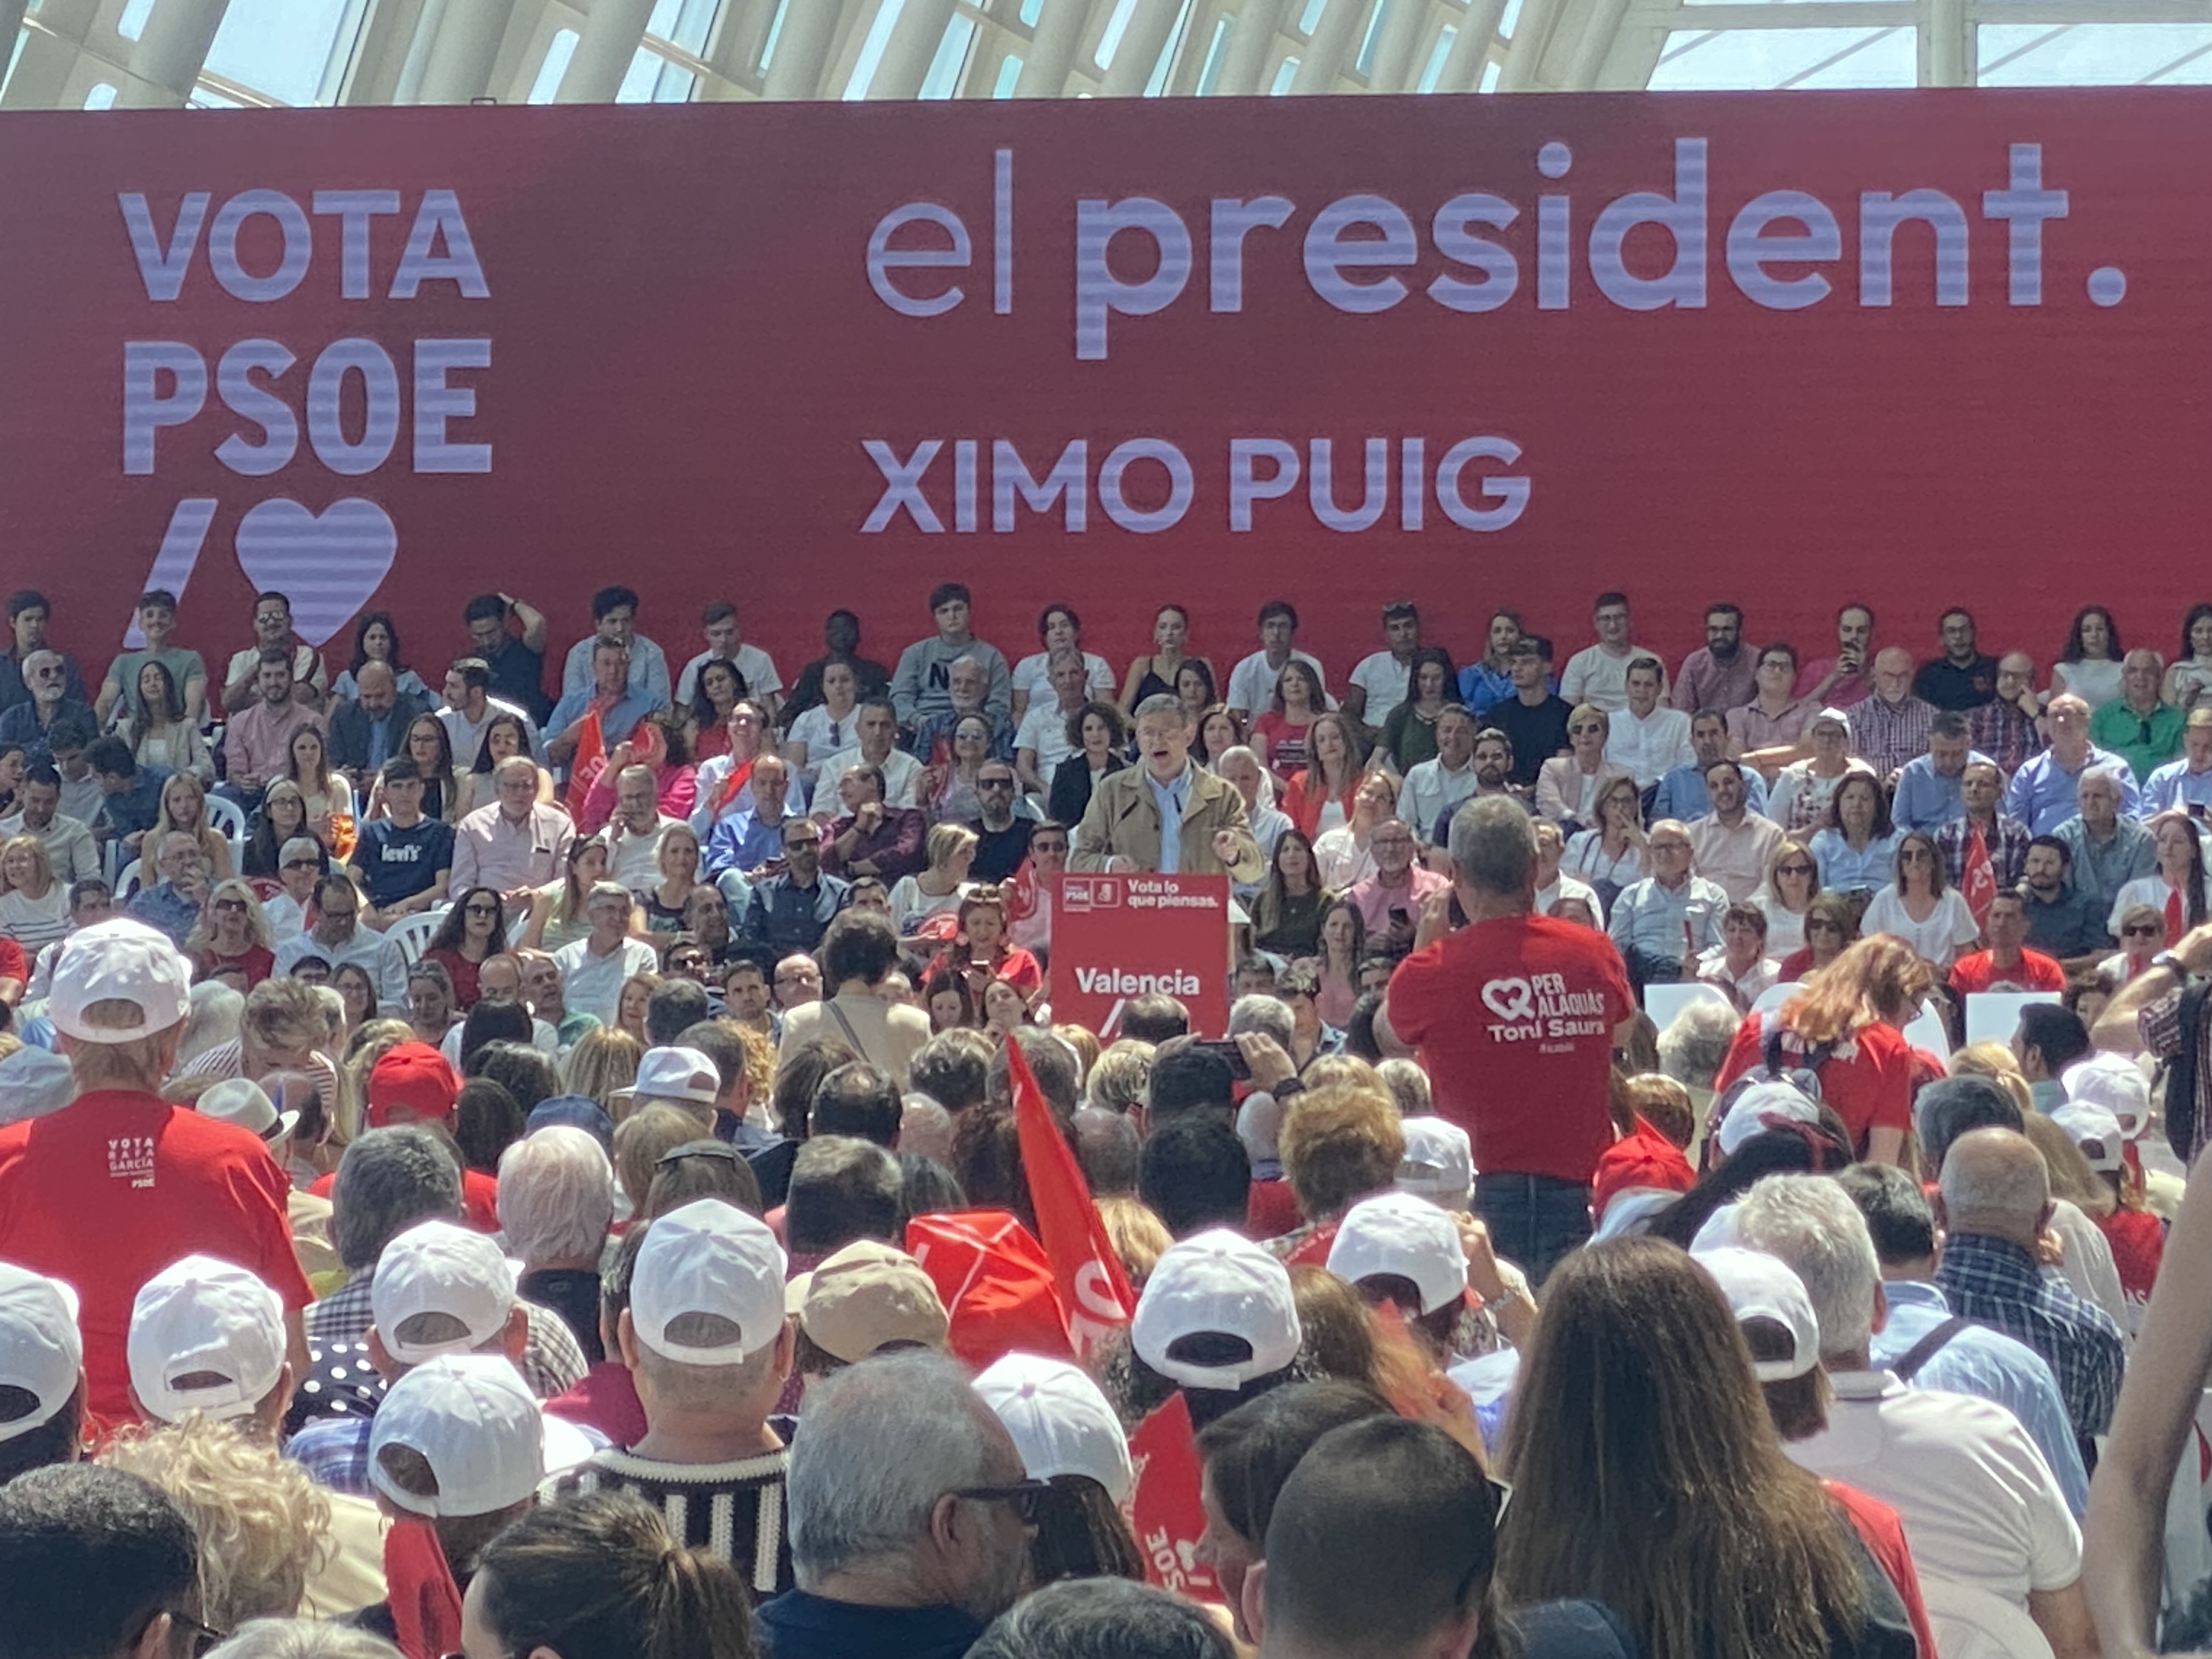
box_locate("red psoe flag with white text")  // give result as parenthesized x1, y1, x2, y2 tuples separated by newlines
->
(1963, 822, 1997, 936)
(1007, 1036, 1135, 1359)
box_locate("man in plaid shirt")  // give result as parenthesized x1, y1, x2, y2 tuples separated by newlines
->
(1933, 760, 2033, 890)
(1934, 1127, 2125, 1450)
(1848, 647, 1936, 782)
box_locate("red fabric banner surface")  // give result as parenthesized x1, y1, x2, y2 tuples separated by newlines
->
(0, 94, 2199, 673)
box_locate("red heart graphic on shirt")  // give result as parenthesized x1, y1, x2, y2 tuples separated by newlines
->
(233, 498, 397, 645)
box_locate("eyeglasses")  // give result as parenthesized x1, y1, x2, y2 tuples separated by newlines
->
(1568, 723, 1602, 735)
(2123, 923, 2164, 938)
(978, 777, 1016, 790)
(1807, 919, 1844, 934)
(1899, 848, 1934, 864)
(1776, 863, 1815, 877)
(464, 902, 501, 917)
(782, 838, 819, 851)
(952, 1479, 1053, 1524)
(152, 1611, 227, 1658)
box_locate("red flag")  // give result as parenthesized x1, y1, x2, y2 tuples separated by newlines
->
(1007, 1036, 1135, 1359)
(563, 704, 606, 819)
(1962, 822, 1997, 935)
(1128, 1392, 1220, 1602)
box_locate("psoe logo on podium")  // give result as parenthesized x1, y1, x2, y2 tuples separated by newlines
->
(1062, 877, 1122, 914)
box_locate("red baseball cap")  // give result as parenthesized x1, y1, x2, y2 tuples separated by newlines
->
(1591, 1118, 1695, 1220)
(367, 1042, 461, 1130)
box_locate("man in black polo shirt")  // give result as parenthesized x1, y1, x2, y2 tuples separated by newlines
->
(462, 591, 550, 723)
(1489, 636, 1571, 789)
(1914, 607, 2000, 711)
(352, 758, 455, 926)
(2019, 836, 2113, 966)
(964, 760, 1032, 880)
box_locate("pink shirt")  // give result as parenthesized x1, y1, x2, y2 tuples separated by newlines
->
(222, 701, 324, 785)
(449, 800, 576, 898)
(1345, 865, 1449, 936)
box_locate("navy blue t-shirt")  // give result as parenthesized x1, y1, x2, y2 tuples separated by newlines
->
(350, 815, 455, 908)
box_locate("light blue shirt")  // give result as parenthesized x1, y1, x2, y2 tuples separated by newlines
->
(1890, 749, 1994, 833)
(1147, 764, 1192, 873)
(2007, 743, 2141, 836)
(560, 633, 672, 708)
(543, 686, 662, 773)
(1807, 828, 1902, 893)
(1871, 1278, 2090, 1516)
(1651, 761, 1768, 823)
(2143, 759, 2212, 817)
(1606, 873, 1728, 963)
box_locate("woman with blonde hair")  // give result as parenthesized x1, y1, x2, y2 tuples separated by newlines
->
(1535, 704, 1634, 831)
(1753, 838, 1821, 956)
(153, 769, 236, 881)
(187, 878, 275, 987)
(1498, 1238, 1912, 1659)
(638, 822, 703, 936)
(887, 822, 977, 936)
(0, 834, 67, 954)
(566, 1025, 643, 1115)
(1711, 933, 1928, 1165)
(1284, 712, 1367, 839)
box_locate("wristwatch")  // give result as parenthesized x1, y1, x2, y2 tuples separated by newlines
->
(2154, 950, 2191, 979)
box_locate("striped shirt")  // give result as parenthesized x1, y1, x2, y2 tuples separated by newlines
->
(548, 1446, 794, 1598)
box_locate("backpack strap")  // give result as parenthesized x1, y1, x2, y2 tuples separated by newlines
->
(1892, 1316, 1970, 1383)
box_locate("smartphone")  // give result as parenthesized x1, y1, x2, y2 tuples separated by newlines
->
(1190, 1038, 1252, 1081)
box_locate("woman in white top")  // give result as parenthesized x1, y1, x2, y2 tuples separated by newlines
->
(2166, 606, 2212, 710)
(1534, 704, 1635, 830)
(888, 823, 978, 938)
(2108, 810, 2212, 945)
(1562, 776, 1649, 900)
(285, 726, 357, 855)
(1009, 603, 1115, 723)
(123, 659, 212, 783)
(2050, 606, 2125, 709)
(782, 659, 862, 790)
(1859, 830, 1979, 968)
(775, 911, 932, 1087)
(0, 835, 68, 956)
(1751, 837, 1820, 957)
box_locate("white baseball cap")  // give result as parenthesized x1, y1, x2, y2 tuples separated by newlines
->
(1131, 1227, 1301, 1391)
(1396, 1118, 1475, 1209)
(368, 1353, 545, 1519)
(618, 1046, 720, 1107)
(1810, 706, 1853, 734)
(1695, 1245, 1821, 1381)
(974, 1352, 1133, 1504)
(127, 1255, 285, 1423)
(370, 1221, 516, 1366)
(0, 1048, 76, 1126)
(2051, 1101, 2127, 1173)
(1714, 1079, 1824, 1158)
(630, 1199, 787, 1365)
(0, 1263, 81, 1444)
(48, 917, 192, 1044)
(196, 1078, 300, 1146)
(1326, 1191, 1469, 1317)
(2061, 1052, 2152, 1142)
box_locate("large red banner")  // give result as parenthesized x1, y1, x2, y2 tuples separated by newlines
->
(0, 94, 2199, 675)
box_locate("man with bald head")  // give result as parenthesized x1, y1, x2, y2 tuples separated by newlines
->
(2142, 706, 2212, 817)
(1936, 1127, 2125, 1447)
(1848, 646, 1937, 783)
(703, 752, 795, 878)
(2008, 694, 2141, 835)
(2090, 648, 2181, 785)
(328, 659, 429, 794)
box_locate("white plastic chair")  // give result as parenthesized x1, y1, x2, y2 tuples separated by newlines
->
(115, 859, 145, 899)
(1643, 981, 1731, 1028)
(204, 794, 247, 842)
(1963, 990, 2062, 1048)
(381, 908, 448, 967)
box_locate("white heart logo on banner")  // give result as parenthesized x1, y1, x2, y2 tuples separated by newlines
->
(1481, 977, 1536, 1021)
(233, 498, 397, 645)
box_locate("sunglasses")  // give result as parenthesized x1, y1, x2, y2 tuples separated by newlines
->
(978, 777, 1016, 789)
(464, 902, 501, 917)
(952, 1478, 1053, 1524)
(210, 898, 248, 914)
(1807, 919, 1844, 934)
(2123, 923, 2164, 938)
(1777, 863, 1815, 877)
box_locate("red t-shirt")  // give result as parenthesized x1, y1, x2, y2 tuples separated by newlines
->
(308, 1163, 500, 1233)
(1825, 1480, 1939, 1658)
(1947, 947, 2067, 997)
(0, 936, 26, 988)
(0, 1090, 311, 1423)
(422, 946, 483, 1009)
(1245, 1178, 1302, 1240)
(1386, 913, 1633, 1184)
(199, 944, 275, 988)
(1713, 1012, 1915, 1155)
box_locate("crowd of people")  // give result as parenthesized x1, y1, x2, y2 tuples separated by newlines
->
(0, 579, 2209, 1657)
